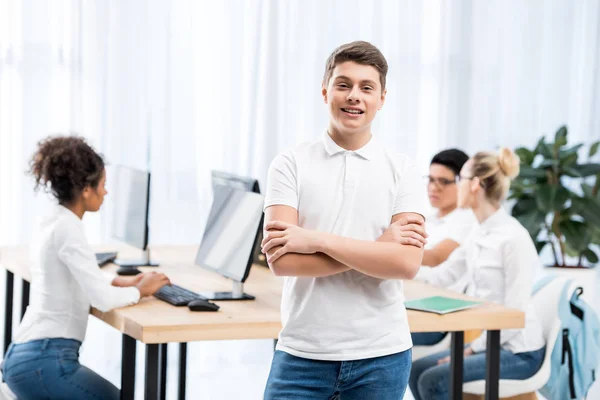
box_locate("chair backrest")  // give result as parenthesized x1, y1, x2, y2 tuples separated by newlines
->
(532, 276, 572, 341)
(529, 276, 573, 384)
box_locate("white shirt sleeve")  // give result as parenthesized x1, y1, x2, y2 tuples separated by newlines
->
(470, 231, 539, 353)
(393, 158, 428, 217)
(425, 245, 469, 288)
(54, 223, 140, 312)
(264, 151, 298, 211)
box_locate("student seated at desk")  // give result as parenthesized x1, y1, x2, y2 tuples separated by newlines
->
(0, 136, 170, 400)
(409, 148, 545, 400)
(413, 149, 476, 347)
(421, 149, 475, 268)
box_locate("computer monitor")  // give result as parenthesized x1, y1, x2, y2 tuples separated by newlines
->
(194, 185, 264, 301)
(211, 170, 267, 268)
(111, 165, 158, 268)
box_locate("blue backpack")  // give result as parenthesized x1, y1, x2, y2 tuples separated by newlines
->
(533, 276, 600, 399)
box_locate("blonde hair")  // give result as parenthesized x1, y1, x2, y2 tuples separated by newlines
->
(471, 148, 520, 203)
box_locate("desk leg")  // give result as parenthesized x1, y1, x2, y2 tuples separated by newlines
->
(20, 279, 30, 321)
(179, 343, 187, 400)
(121, 334, 137, 400)
(159, 343, 168, 400)
(485, 330, 500, 400)
(145, 344, 160, 400)
(449, 331, 464, 400)
(4, 270, 14, 355)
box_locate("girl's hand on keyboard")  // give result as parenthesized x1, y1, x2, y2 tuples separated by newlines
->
(112, 274, 144, 288)
(136, 272, 171, 297)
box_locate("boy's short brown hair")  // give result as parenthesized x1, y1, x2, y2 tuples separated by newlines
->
(323, 41, 388, 90)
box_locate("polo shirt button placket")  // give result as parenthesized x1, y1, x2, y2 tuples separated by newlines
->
(344, 152, 356, 189)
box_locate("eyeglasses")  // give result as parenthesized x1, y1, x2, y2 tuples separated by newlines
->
(424, 175, 458, 187)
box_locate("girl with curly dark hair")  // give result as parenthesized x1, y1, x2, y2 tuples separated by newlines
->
(1, 135, 170, 399)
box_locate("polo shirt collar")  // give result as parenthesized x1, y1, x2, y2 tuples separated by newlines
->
(322, 131, 379, 161)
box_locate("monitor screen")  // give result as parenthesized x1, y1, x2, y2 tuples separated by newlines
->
(195, 186, 264, 283)
(210, 170, 266, 268)
(110, 165, 150, 250)
(211, 170, 260, 193)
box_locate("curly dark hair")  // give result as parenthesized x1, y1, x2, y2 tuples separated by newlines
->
(29, 135, 105, 204)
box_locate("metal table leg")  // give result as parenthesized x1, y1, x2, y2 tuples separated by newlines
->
(485, 330, 501, 400)
(450, 331, 464, 400)
(179, 343, 187, 400)
(121, 334, 137, 400)
(145, 344, 160, 400)
(4, 270, 14, 355)
(20, 279, 30, 321)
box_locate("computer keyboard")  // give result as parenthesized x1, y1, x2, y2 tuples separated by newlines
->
(96, 252, 118, 267)
(154, 284, 207, 306)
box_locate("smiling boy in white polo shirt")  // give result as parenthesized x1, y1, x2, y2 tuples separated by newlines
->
(262, 41, 428, 399)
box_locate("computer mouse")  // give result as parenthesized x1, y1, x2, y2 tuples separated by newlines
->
(116, 267, 141, 276)
(187, 299, 220, 312)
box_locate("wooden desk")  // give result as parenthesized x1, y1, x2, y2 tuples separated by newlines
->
(1, 245, 524, 400)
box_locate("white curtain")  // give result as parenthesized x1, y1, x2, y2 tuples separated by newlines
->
(1, 0, 599, 247)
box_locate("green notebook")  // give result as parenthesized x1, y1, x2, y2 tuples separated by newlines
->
(405, 296, 482, 315)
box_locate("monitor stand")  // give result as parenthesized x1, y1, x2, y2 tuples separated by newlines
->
(114, 249, 159, 268)
(199, 281, 255, 301)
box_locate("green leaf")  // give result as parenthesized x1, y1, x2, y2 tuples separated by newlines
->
(582, 248, 599, 264)
(539, 159, 559, 168)
(559, 144, 583, 158)
(590, 141, 600, 158)
(519, 166, 547, 179)
(563, 167, 583, 177)
(559, 152, 578, 168)
(535, 185, 569, 212)
(535, 137, 553, 159)
(511, 197, 538, 216)
(573, 196, 600, 226)
(554, 126, 568, 149)
(559, 219, 590, 252)
(515, 211, 545, 239)
(571, 163, 600, 177)
(582, 184, 595, 199)
(515, 147, 535, 166)
(536, 185, 556, 212)
(555, 187, 570, 210)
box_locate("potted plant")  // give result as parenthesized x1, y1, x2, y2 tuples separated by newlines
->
(509, 126, 600, 270)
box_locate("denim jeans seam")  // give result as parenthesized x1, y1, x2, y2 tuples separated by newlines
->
(59, 373, 107, 400)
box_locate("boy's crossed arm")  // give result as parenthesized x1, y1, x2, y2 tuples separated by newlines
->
(263, 205, 426, 279)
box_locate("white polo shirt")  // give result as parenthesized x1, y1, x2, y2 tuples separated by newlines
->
(264, 132, 427, 361)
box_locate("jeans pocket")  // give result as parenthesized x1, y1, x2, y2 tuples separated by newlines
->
(5, 369, 51, 399)
(58, 348, 80, 377)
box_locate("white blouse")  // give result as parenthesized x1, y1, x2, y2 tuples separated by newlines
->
(15, 205, 140, 344)
(426, 208, 545, 354)
(417, 208, 476, 292)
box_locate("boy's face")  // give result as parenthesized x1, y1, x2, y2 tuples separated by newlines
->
(322, 61, 386, 135)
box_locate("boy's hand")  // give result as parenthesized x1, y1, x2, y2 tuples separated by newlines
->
(378, 215, 427, 247)
(261, 221, 325, 263)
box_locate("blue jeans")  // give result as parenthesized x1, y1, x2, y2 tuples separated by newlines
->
(264, 349, 412, 399)
(411, 332, 447, 346)
(409, 346, 545, 400)
(1, 338, 119, 400)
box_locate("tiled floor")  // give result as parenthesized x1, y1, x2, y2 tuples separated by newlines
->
(1, 266, 599, 399)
